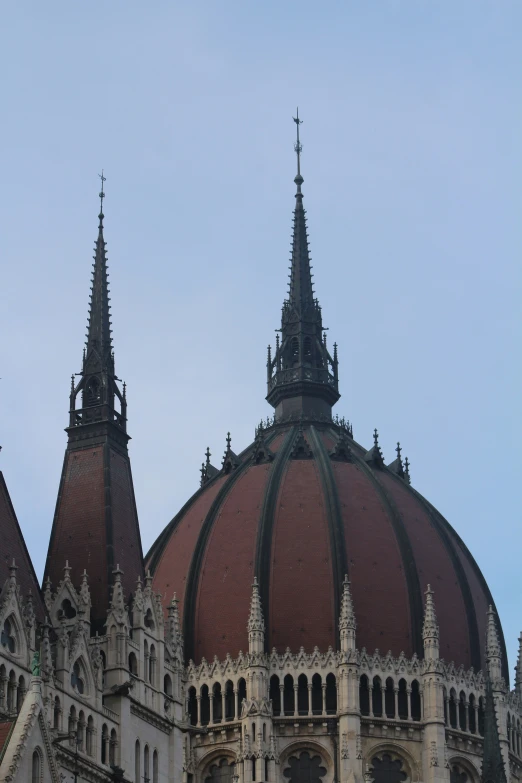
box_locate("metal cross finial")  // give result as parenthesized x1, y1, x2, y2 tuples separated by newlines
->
(205, 447, 211, 466)
(373, 428, 379, 447)
(293, 108, 303, 177)
(226, 432, 232, 450)
(396, 442, 402, 460)
(98, 170, 106, 215)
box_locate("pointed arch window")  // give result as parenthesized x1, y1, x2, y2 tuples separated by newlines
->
(205, 758, 236, 783)
(71, 660, 85, 694)
(32, 748, 42, 783)
(283, 751, 326, 783)
(1, 618, 16, 654)
(449, 764, 469, 783)
(86, 377, 101, 405)
(370, 753, 408, 783)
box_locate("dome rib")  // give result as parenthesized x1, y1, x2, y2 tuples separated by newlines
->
(254, 428, 296, 641)
(307, 426, 348, 633)
(350, 451, 424, 656)
(422, 495, 509, 683)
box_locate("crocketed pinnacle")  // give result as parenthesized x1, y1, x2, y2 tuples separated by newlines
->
(339, 575, 356, 631)
(515, 633, 522, 697)
(84, 181, 113, 375)
(248, 577, 265, 633)
(110, 565, 126, 613)
(167, 593, 183, 651)
(481, 674, 508, 783)
(422, 585, 439, 641)
(486, 605, 502, 661)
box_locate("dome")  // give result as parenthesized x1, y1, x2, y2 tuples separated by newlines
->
(147, 420, 507, 677)
(147, 126, 508, 680)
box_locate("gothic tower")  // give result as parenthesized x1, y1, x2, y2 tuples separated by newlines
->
(44, 179, 144, 630)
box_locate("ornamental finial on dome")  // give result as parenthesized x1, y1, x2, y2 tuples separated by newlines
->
(387, 441, 405, 478)
(200, 446, 218, 486)
(364, 429, 384, 469)
(266, 112, 339, 420)
(404, 456, 411, 484)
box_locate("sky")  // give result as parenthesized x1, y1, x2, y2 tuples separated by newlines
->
(1, 1, 520, 673)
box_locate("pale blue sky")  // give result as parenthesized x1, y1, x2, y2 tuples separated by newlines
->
(1, 1, 520, 673)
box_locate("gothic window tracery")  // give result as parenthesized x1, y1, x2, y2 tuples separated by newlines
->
(32, 748, 42, 783)
(449, 764, 469, 783)
(283, 751, 327, 783)
(270, 675, 281, 716)
(188, 686, 197, 726)
(205, 758, 236, 783)
(224, 679, 234, 720)
(59, 599, 77, 621)
(213, 682, 223, 723)
(1, 619, 15, 654)
(86, 377, 101, 405)
(370, 753, 407, 783)
(71, 660, 85, 694)
(359, 674, 370, 716)
(325, 673, 337, 714)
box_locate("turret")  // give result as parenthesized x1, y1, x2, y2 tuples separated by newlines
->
(486, 605, 503, 686)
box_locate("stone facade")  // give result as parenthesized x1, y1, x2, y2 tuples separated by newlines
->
(0, 563, 520, 783)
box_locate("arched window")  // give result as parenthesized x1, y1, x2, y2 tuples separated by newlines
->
(53, 696, 61, 730)
(359, 674, 370, 716)
(17, 676, 26, 712)
(59, 599, 77, 620)
(135, 740, 141, 783)
(144, 608, 155, 631)
(385, 677, 395, 718)
(32, 748, 42, 783)
(129, 652, 138, 677)
(68, 706, 77, 747)
(224, 680, 235, 720)
(459, 691, 467, 731)
(450, 764, 470, 783)
(101, 724, 108, 765)
(144, 744, 150, 783)
(371, 753, 407, 783)
(238, 678, 247, 708)
(149, 644, 156, 686)
(77, 710, 85, 751)
(71, 660, 85, 694)
(270, 676, 281, 716)
(449, 689, 458, 729)
(213, 682, 223, 723)
(153, 750, 159, 783)
(86, 716, 94, 756)
(297, 674, 308, 715)
(325, 673, 337, 714)
(303, 337, 312, 360)
(398, 679, 408, 720)
(7, 670, 16, 712)
(1, 618, 16, 654)
(188, 686, 197, 726)
(205, 758, 236, 783)
(478, 696, 485, 736)
(468, 694, 476, 733)
(164, 674, 172, 697)
(411, 680, 421, 721)
(283, 675, 294, 716)
(283, 751, 327, 783)
(200, 685, 210, 726)
(372, 676, 383, 717)
(86, 377, 101, 405)
(291, 337, 299, 361)
(312, 673, 322, 714)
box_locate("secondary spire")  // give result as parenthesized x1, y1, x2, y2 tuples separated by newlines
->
(266, 112, 340, 421)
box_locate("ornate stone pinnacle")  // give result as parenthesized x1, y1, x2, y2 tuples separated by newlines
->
(339, 575, 356, 631)
(248, 577, 265, 633)
(486, 605, 502, 661)
(422, 584, 439, 641)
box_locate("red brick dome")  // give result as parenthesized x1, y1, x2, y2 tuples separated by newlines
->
(147, 421, 507, 677)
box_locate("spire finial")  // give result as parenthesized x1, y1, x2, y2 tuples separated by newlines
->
(205, 447, 211, 466)
(226, 432, 232, 451)
(404, 457, 411, 484)
(339, 575, 356, 652)
(98, 170, 106, 224)
(293, 108, 303, 184)
(373, 428, 379, 448)
(396, 442, 402, 461)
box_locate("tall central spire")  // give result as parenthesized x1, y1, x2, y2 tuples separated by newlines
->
(44, 176, 144, 631)
(266, 112, 340, 421)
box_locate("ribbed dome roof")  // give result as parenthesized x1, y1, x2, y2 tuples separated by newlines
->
(147, 422, 508, 679)
(148, 117, 507, 681)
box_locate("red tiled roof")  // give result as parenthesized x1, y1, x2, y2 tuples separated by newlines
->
(0, 721, 14, 757)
